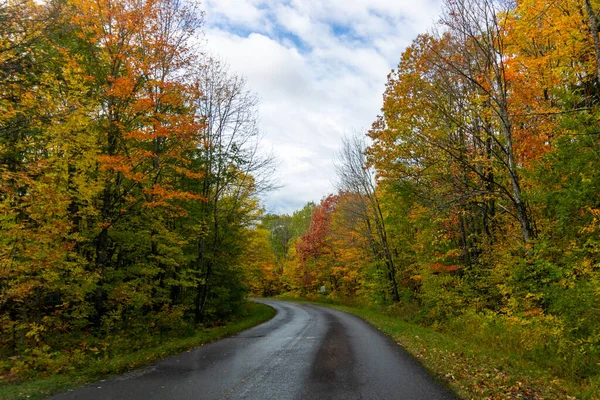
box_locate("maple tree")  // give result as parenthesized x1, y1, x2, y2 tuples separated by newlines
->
(294, 194, 339, 293)
(258, 0, 600, 387)
(3, 0, 600, 393)
(0, 0, 274, 375)
(66, 0, 205, 326)
(335, 134, 400, 301)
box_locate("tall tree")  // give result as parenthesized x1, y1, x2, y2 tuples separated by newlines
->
(190, 58, 276, 324)
(438, 0, 535, 243)
(335, 134, 400, 302)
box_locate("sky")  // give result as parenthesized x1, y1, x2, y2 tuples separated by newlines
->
(202, 0, 443, 215)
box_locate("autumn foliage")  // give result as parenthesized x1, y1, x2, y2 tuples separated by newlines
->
(4, 0, 600, 396)
(253, 0, 600, 393)
(0, 0, 273, 381)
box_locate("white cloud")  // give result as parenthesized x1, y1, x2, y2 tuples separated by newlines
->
(202, 0, 443, 214)
(202, 0, 268, 30)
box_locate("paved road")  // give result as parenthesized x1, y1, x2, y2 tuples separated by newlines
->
(51, 300, 456, 400)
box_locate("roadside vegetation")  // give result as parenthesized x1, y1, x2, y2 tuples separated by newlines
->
(3, 0, 600, 399)
(0, 302, 275, 400)
(0, 0, 276, 395)
(279, 296, 594, 399)
(246, 1, 600, 398)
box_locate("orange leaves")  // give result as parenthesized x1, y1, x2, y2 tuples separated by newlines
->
(107, 77, 137, 99)
(97, 155, 145, 182)
(91, 0, 206, 214)
(142, 184, 205, 217)
(504, 0, 596, 165)
(143, 184, 204, 204)
(4, 280, 42, 303)
(429, 263, 461, 273)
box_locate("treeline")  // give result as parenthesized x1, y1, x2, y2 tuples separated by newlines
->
(0, 0, 273, 374)
(250, 0, 600, 386)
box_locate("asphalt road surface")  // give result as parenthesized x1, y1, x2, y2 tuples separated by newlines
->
(51, 300, 456, 400)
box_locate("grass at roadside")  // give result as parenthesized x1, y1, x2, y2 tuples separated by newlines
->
(277, 296, 597, 400)
(0, 301, 275, 400)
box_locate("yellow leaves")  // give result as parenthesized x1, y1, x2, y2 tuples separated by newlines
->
(580, 207, 600, 234)
(24, 323, 46, 342)
(568, 258, 597, 279)
(242, 227, 280, 295)
(408, 204, 428, 222)
(560, 279, 576, 289)
(173, 165, 204, 179)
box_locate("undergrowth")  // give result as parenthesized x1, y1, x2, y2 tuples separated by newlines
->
(0, 301, 275, 400)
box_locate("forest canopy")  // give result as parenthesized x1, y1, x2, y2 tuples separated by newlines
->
(247, 0, 600, 386)
(3, 0, 600, 393)
(0, 0, 275, 376)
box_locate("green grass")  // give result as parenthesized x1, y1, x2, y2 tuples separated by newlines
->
(0, 301, 275, 400)
(277, 296, 597, 400)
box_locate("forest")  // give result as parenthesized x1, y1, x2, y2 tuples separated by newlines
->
(2, 0, 600, 397)
(246, 0, 600, 392)
(0, 0, 276, 381)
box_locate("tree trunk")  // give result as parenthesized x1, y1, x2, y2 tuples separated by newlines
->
(498, 102, 535, 243)
(194, 236, 206, 326)
(372, 198, 400, 302)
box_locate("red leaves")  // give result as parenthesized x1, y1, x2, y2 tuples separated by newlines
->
(295, 194, 339, 263)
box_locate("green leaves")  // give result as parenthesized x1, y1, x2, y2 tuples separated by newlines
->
(0, 0, 273, 379)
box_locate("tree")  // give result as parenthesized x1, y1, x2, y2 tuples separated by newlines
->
(243, 226, 279, 296)
(0, 0, 100, 354)
(295, 195, 339, 294)
(335, 134, 400, 302)
(438, 0, 535, 243)
(66, 0, 206, 327)
(189, 57, 276, 324)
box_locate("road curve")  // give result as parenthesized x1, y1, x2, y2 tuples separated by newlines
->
(51, 300, 456, 400)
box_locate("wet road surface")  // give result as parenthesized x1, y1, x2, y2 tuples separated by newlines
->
(51, 300, 456, 399)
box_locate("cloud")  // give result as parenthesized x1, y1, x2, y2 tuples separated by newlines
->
(202, 0, 443, 214)
(203, 0, 268, 31)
